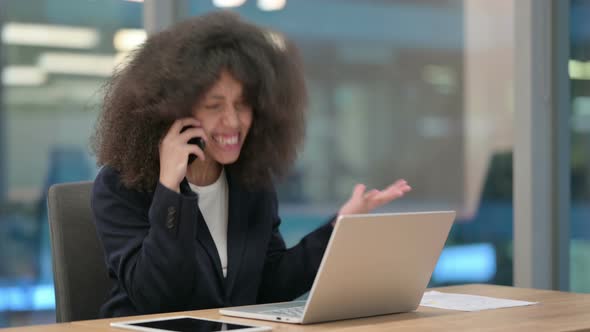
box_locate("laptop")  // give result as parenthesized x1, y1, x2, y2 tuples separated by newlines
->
(220, 211, 455, 324)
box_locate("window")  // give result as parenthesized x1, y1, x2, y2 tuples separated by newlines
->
(569, 0, 590, 293)
(0, 0, 142, 326)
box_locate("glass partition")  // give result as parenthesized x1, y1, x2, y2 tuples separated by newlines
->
(569, 0, 590, 293)
(0, 0, 142, 326)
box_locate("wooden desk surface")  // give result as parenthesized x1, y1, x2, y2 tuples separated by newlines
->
(4, 284, 590, 331)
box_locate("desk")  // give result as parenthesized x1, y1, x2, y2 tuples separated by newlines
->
(4, 284, 590, 331)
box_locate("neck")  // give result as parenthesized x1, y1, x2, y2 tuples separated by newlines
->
(186, 158, 223, 186)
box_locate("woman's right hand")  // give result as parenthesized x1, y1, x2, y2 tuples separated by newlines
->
(158, 118, 207, 192)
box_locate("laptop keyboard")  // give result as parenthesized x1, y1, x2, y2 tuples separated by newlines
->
(260, 305, 305, 318)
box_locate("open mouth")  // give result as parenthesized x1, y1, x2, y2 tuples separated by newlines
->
(212, 133, 241, 150)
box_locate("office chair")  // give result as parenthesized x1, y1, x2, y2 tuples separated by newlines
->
(47, 181, 112, 322)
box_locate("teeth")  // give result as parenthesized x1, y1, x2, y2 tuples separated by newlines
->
(214, 135, 238, 145)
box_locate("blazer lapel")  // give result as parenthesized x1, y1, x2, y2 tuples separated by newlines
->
(180, 179, 225, 284)
(224, 171, 251, 297)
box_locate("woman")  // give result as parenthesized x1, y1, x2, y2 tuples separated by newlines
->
(91, 12, 411, 318)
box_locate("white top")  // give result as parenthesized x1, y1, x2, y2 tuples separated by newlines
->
(188, 168, 229, 278)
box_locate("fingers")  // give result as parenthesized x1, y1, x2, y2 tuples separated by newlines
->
(363, 189, 380, 200)
(169, 117, 201, 135)
(179, 126, 207, 144)
(351, 184, 367, 200)
(186, 144, 206, 161)
(394, 179, 407, 186)
(370, 191, 401, 208)
(393, 179, 411, 189)
(364, 179, 412, 211)
(384, 179, 412, 195)
(345, 179, 412, 214)
(352, 181, 410, 202)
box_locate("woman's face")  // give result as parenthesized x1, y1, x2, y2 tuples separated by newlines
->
(193, 70, 253, 165)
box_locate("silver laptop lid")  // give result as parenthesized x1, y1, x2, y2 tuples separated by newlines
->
(301, 211, 455, 324)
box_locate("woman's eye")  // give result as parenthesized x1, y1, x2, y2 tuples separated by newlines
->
(205, 104, 222, 110)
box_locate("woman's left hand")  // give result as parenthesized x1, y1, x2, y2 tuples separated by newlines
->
(335, 180, 412, 225)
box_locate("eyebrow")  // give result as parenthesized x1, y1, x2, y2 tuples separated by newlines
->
(206, 95, 226, 101)
(206, 94, 245, 101)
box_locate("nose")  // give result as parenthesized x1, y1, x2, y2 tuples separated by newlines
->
(222, 107, 239, 128)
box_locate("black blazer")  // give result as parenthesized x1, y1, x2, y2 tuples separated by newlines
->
(91, 166, 334, 318)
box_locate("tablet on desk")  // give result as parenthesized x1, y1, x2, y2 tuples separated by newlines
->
(110, 315, 272, 332)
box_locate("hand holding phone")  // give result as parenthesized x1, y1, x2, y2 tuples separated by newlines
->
(158, 118, 206, 192)
(181, 126, 206, 164)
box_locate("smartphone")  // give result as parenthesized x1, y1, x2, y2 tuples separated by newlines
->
(180, 126, 206, 164)
(110, 315, 271, 332)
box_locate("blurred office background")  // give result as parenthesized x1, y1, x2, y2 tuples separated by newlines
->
(0, 0, 587, 328)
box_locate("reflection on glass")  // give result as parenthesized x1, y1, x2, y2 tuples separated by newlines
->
(0, 0, 141, 327)
(570, 0, 590, 294)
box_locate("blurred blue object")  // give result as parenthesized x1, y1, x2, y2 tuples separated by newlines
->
(38, 146, 93, 283)
(32, 284, 56, 310)
(44, 146, 93, 185)
(280, 213, 327, 248)
(432, 243, 497, 284)
(0, 284, 55, 311)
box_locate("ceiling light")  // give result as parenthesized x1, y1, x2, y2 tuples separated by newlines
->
(257, 0, 286, 11)
(38, 52, 116, 77)
(2, 66, 47, 86)
(213, 0, 247, 8)
(2, 22, 99, 49)
(114, 29, 146, 51)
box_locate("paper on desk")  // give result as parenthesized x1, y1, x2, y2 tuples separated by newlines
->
(419, 290, 538, 311)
